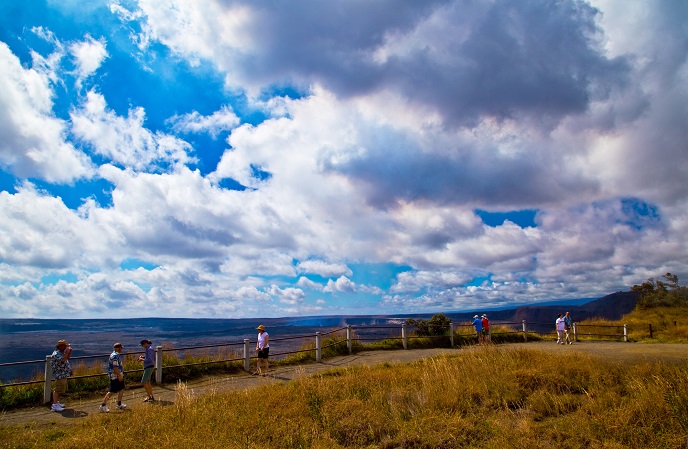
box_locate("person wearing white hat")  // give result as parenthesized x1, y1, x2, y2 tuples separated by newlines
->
(472, 315, 484, 344)
(253, 325, 270, 376)
(481, 314, 491, 344)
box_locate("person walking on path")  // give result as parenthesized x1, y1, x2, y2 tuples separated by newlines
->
(50, 340, 73, 412)
(472, 315, 483, 344)
(481, 314, 491, 344)
(100, 343, 127, 412)
(138, 339, 156, 402)
(563, 312, 573, 344)
(556, 314, 566, 344)
(253, 325, 270, 376)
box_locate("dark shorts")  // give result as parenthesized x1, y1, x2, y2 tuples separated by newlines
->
(109, 379, 125, 393)
(258, 347, 270, 359)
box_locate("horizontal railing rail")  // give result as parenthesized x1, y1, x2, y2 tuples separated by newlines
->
(0, 320, 632, 403)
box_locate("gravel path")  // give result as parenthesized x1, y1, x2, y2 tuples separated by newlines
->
(2, 341, 686, 429)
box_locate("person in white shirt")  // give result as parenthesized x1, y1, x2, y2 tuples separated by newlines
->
(254, 325, 270, 376)
(555, 314, 566, 345)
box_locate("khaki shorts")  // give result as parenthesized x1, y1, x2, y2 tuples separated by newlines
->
(53, 378, 68, 394)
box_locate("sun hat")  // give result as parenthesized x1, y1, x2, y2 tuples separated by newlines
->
(256, 325, 265, 331)
(473, 315, 479, 319)
(140, 339, 152, 345)
(56, 340, 69, 348)
(482, 314, 487, 318)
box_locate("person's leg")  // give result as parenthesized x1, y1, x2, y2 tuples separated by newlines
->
(101, 391, 112, 411)
(141, 367, 154, 399)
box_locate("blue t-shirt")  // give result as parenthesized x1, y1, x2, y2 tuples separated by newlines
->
(472, 318, 483, 332)
(143, 345, 155, 368)
(107, 351, 124, 380)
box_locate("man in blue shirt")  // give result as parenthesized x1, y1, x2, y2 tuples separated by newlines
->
(472, 315, 483, 344)
(100, 342, 127, 412)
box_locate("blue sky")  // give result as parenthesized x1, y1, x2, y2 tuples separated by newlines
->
(0, 0, 687, 318)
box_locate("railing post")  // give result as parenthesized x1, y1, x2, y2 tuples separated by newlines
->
(623, 324, 628, 342)
(402, 324, 408, 350)
(573, 323, 578, 342)
(346, 325, 352, 354)
(243, 339, 250, 372)
(449, 323, 454, 347)
(155, 346, 163, 384)
(522, 320, 527, 342)
(44, 355, 53, 405)
(316, 332, 322, 362)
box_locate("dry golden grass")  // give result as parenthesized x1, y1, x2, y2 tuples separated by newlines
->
(579, 306, 688, 343)
(2, 347, 687, 449)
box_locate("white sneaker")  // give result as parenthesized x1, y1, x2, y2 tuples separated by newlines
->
(99, 405, 110, 413)
(56, 402, 66, 407)
(51, 403, 64, 412)
(116, 403, 127, 410)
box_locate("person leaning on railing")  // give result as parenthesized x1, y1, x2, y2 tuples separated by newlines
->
(50, 340, 73, 412)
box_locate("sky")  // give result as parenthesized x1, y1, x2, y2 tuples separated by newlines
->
(0, 0, 686, 319)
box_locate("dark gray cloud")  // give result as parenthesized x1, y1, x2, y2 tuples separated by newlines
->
(234, 0, 633, 129)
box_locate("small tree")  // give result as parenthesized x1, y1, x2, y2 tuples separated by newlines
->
(632, 273, 688, 309)
(405, 313, 451, 336)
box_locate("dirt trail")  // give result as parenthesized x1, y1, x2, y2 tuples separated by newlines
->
(2, 342, 686, 429)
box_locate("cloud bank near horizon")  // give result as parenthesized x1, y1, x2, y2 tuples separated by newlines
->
(0, 0, 686, 318)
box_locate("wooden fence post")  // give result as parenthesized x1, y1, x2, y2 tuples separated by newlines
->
(522, 320, 527, 342)
(648, 324, 653, 339)
(449, 323, 454, 347)
(573, 323, 578, 342)
(402, 324, 408, 349)
(155, 346, 163, 384)
(44, 355, 52, 405)
(623, 324, 628, 342)
(346, 325, 352, 354)
(316, 332, 322, 362)
(243, 339, 250, 372)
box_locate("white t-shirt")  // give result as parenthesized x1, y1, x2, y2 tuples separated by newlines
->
(257, 332, 269, 349)
(556, 318, 566, 331)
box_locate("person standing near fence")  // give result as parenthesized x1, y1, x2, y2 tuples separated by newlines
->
(50, 340, 73, 412)
(138, 339, 156, 402)
(481, 314, 491, 344)
(100, 342, 127, 412)
(564, 312, 573, 345)
(556, 314, 566, 344)
(253, 325, 269, 376)
(472, 315, 483, 344)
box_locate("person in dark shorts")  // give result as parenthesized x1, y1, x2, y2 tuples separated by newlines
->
(100, 342, 127, 412)
(253, 325, 270, 376)
(138, 339, 156, 402)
